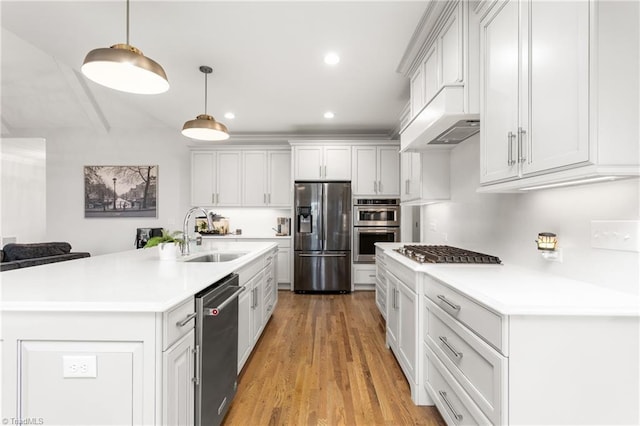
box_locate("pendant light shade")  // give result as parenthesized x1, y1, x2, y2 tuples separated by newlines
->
(81, 1, 169, 94)
(182, 66, 230, 141)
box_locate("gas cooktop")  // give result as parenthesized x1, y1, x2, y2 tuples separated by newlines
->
(394, 245, 502, 264)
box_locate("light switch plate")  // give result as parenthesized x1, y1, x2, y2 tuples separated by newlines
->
(591, 220, 640, 252)
(63, 355, 97, 378)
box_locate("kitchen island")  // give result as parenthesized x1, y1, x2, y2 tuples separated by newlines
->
(0, 240, 277, 425)
(376, 243, 640, 425)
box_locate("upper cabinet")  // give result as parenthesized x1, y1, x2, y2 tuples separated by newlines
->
(352, 146, 400, 196)
(478, 0, 640, 191)
(191, 151, 242, 206)
(242, 151, 291, 207)
(292, 145, 351, 181)
(191, 148, 291, 207)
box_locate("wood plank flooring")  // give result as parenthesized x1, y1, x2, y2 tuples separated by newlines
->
(224, 291, 446, 426)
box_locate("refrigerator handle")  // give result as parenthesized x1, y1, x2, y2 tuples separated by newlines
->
(299, 253, 348, 258)
(322, 184, 328, 249)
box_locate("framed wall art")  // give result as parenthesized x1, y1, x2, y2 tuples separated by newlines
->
(84, 165, 158, 218)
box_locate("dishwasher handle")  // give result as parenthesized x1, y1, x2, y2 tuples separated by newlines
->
(204, 286, 245, 316)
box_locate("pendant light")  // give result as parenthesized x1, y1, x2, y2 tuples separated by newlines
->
(81, 0, 169, 94)
(182, 66, 230, 141)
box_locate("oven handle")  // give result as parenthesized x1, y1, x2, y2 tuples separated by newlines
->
(204, 286, 245, 315)
(355, 227, 400, 233)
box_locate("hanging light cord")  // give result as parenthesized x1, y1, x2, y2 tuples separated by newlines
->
(203, 71, 208, 115)
(125, 0, 130, 45)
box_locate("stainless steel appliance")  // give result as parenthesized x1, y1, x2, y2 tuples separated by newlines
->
(395, 245, 502, 264)
(353, 198, 400, 226)
(195, 273, 244, 426)
(294, 182, 351, 293)
(353, 198, 400, 263)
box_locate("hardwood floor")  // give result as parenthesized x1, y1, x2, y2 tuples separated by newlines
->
(224, 291, 446, 426)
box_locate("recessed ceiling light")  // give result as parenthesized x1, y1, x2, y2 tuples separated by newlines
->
(224, 112, 235, 120)
(324, 111, 335, 119)
(324, 52, 340, 66)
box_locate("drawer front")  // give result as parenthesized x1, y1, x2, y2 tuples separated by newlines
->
(354, 267, 377, 284)
(386, 256, 418, 293)
(424, 275, 504, 353)
(425, 298, 506, 425)
(375, 278, 387, 318)
(237, 255, 264, 286)
(424, 345, 493, 426)
(163, 297, 195, 350)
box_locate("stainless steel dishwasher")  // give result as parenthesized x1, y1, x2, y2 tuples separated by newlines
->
(195, 273, 244, 426)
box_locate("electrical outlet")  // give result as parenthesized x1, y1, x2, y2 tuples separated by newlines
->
(63, 355, 97, 378)
(591, 220, 640, 252)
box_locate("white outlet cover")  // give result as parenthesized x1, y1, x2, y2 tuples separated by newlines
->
(63, 355, 97, 378)
(591, 220, 640, 252)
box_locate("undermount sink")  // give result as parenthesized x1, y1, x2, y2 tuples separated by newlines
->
(184, 252, 248, 263)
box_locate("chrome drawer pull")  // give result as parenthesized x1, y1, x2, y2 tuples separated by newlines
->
(437, 294, 461, 312)
(176, 312, 197, 327)
(438, 336, 463, 360)
(438, 391, 463, 421)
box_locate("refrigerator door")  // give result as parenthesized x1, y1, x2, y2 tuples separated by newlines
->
(294, 183, 322, 251)
(323, 182, 351, 251)
(294, 251, 351, 292)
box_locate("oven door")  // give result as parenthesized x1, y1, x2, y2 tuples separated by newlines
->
(353, 227, 400, 263)
(353, 205, 400, 227)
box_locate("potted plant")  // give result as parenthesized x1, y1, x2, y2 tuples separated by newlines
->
(144, 229, 183, 260)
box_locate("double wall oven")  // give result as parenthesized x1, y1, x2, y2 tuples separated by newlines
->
(353, 198, 400, 263)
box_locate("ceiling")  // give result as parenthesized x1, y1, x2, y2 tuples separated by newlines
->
(1, 1, 427, 143)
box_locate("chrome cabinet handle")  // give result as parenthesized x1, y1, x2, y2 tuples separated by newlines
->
(438, 391, 463, 421)
(319, 166, 322, 177)
(373, 181, 378, 193)
(263, 193, 266, 203)
(324, 165, 327, 177)
(437, 294, 461, 312)
(193, 345, 200, 385)
(507, 131, 516, 166)
(176, 312, 197, 327)
(438, 336, 463, 360)
(212, 193, 215, 204)
(518, 127, 527, 163)
(378, 181, 382, 193)
(268, 193, 271, 204)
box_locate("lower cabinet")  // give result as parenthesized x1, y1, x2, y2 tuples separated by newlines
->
(163, 329, 195, 426)
(353, 263, 376, 291)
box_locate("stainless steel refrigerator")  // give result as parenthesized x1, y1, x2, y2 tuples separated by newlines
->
(294, 182, 351, 292)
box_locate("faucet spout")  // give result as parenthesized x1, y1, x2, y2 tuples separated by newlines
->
(182, 207, 213, 256)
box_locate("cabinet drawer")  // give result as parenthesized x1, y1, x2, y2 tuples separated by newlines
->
(425, 298, 506, 425)
(424, 345, 492, 426)
(424, 275, 504, 353)
(163, 297, 195, 350)
(237, 257, 264, 287)
(354, 266, 377, 284)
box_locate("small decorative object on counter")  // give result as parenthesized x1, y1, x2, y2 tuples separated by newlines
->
(143, 229, 183, 260)
(236, 229, 242, 235)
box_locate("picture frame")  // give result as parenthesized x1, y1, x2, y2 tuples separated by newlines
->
(84, 165, 158, 218)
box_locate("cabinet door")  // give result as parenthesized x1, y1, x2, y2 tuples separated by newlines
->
(191, 152, 216, 206)
(386, 275, 399, 349)
(439, 1, 463, 85)
(268, 151, 292, 206)
(410, 66, 425, 118)
(251, 272, 264, 343)
(324, 146, 352, 180)
(480, 0, 520, 183)
(163, 329, 195, 426)
(237, 286, 252, 373)
(398, 281, 417, 383)
(242, 151, 267, 206)
(352, 146, 377, 195)
(409, 152, 422, 199)
(294, 147, 323, 180)
(377, 147, 400, 196)
(276, 247, 290, 284)
(523, 0, 589, 174)
(423, 44, 439, 105)
(216, 151, 242, 206)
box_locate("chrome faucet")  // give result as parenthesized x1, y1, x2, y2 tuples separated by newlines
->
(182, 207, 213, 256)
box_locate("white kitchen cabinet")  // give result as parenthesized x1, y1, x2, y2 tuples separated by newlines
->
(237, 281, 253, 372)
(242, 150, 291, 207)
(163, 329, 195, 426)
(251, 270, 265, 344)
(400, 152, 422, 202)
(276, 245, 290, 286)
(352, 145, 400, 196)
(375, 247, 388, 319)
(352, 263, 376, 291)
(479, 0, 639, 191)
(293, 145, 351, 181)
(400, 150, 450, 205)
(191, 151, 242, 206)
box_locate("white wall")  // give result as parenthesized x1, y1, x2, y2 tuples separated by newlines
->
(0, 138, 47, 244)
(421, 136, 640, 295)
(42, 127, 191, 256)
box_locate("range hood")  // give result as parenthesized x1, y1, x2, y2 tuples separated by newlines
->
(400, 85, 479, 152)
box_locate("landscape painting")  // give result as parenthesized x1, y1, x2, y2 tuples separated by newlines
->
(84, 165, 157, 218)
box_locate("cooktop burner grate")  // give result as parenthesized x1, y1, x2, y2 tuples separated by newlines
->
(394, 245, 502, 264)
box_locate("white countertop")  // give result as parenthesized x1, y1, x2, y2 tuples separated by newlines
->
(200, 234, 291, 240)
(377, 243, 640, 316)
(0, 241, 276, 313)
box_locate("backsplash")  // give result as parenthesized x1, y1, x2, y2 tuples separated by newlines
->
(209, 208, 291, 237)
(420, 136, 640, 295)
